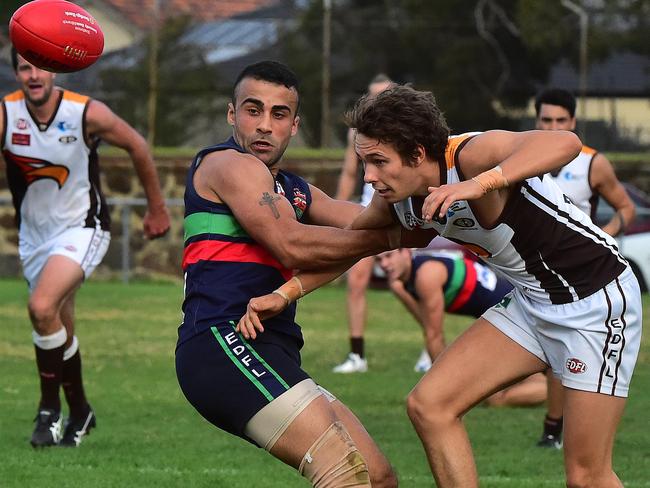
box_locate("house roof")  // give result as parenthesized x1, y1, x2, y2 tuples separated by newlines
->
(99, 0, 279, 29)
(547, 51, 650, 96)
(182, 18, 292, 64)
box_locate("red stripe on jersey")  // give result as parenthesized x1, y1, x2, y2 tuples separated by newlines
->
(448, 259, 478, 312)
(182, 240, 293, 280)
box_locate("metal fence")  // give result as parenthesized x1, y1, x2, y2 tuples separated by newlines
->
(0, 195, 184, 283)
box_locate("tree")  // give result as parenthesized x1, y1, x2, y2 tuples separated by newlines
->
(283, 0, 650, 147)
(0, 1, 30, 47)
(283, 0, 534, 146)
(98, 16, 222, 147)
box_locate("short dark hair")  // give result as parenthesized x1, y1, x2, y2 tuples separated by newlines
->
(534, 88, 576, 118)
(346, 84, 450, 166)
(11, 46, 18, 72)
(233, 60, 300, 111)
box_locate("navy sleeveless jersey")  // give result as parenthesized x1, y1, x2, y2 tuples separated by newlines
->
(179, 137, 312, 346)
(406, 254, 512, 318)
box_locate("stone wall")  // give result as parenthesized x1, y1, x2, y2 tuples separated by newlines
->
(0, 154, 343, 281)
(1, 154, 649, 280)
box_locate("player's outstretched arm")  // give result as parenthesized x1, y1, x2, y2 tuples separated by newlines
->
(413, 261, 448, 360)
(306, 184, 364, 228)
(388, 279, 423, 324)
(207, 153, 399, 270)
(422, 129, 582, 221)
(236, 259, 357, 339)
(236, 198, 422, 338)
(85, 100, 170, 239)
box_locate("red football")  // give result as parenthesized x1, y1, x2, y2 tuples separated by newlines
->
(9, 0, 104, 73)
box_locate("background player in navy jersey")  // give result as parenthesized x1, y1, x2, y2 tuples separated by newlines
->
(1, 49, 170, 447)
(534, 87, 636, 449)
(176, 61, 398, 487)
(240, 84, 642, 487)
(378, 248, 512, 364)
(332, 74, 392, 374)
(378, 248, 547, 406)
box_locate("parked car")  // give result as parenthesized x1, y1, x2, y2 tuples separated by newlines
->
(595, 183, 650, 292)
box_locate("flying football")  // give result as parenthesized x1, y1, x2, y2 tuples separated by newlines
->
(9, 0, 104, 73)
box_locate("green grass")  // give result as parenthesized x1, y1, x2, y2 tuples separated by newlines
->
(0, 280, 648, 487)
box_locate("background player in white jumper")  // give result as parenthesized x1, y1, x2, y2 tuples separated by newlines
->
(240, 85, 642, 488)
(332, 74, 393, 373)
(534, 87, 636, 449)
(1, 49, 170, 448)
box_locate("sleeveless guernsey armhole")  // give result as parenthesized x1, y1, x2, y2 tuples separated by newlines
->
(585, 146, 598, 192)
(446, 134, 477, 182)
(1, 101, 7, 150)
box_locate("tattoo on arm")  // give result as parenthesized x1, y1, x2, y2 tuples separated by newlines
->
(259, 192, 281, 219)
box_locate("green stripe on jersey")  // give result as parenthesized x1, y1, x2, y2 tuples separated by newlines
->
(211, 326, 274, 401)
(184, 212, 248, 241)
(443, 256, 466, 307)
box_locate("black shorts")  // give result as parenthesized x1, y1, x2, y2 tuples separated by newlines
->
(175, 322, 310, 445)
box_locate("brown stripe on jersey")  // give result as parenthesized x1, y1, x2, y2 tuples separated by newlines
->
(26, 90, 63, 132)
(2, 150, 28, 228)
(523, 182, 624, 256)
(502, 183, 626, 304)
(1, 101, 7, 150)
(588, 193, 599, 222)
(586, 149, 598, 220)
(611, 277, 628, 394)
(597, 286, 614, 393)
(84, 145, 110, 231)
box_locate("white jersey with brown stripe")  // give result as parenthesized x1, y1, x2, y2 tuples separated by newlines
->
(393, 133, 627, 305)
(2, 88, 104, 246)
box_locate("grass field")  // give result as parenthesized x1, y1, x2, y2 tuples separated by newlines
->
(1, 279, 648, 487)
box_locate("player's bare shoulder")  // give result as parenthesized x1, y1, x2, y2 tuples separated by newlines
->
(453, 131, 499, 172)
(84, 99, 115, 135)
(194, 148, 274, 204)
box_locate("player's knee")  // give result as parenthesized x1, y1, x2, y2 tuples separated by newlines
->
(565, 461, 616, 488)
(406, 387, 452, 431)
(347, 268, 371, 292)
(28, 295, 58, 331)
(299, 421, 371, 487)
(369, 462, 398, 488)
(565, 468, 595, 488)
(406, 390, 431, 429)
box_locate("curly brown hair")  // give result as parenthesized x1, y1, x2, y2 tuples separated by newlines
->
(345, 84, 450, 166)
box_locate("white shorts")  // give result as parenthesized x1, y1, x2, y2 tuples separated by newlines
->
(19, 227, 111, 290)
(483, 267, 642, 397)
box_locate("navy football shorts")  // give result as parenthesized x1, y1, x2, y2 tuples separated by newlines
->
(175, 322, 310, 445)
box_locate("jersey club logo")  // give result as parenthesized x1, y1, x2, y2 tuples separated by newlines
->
(4, 152, 70, 188)
(566, 357, 587, 374)
(292, 188, 307, 218)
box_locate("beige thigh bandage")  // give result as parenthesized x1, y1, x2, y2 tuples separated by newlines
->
(245, 379, 325, 450)
(299, 421, 370, 487)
